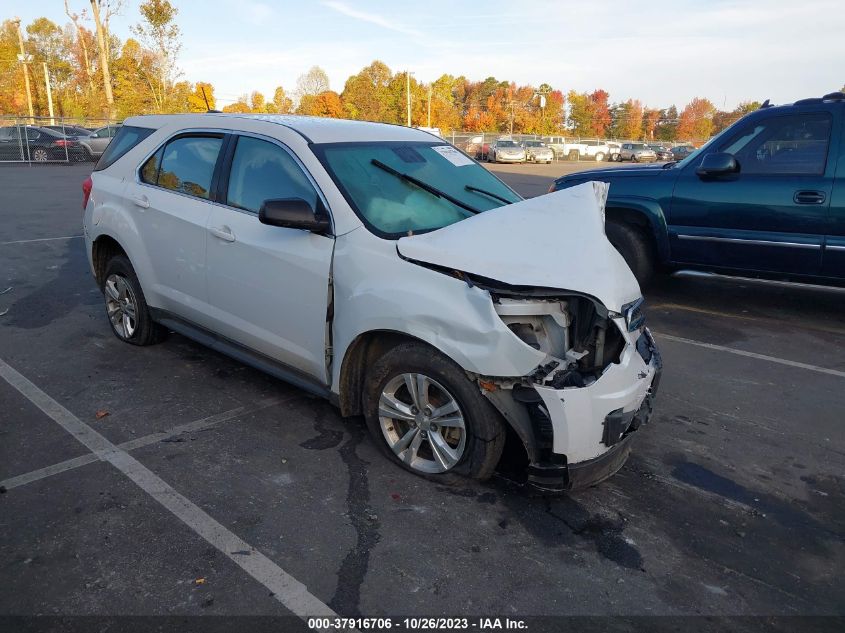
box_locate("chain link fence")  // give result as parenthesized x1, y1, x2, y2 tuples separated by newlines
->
(0, 116, 121, 164)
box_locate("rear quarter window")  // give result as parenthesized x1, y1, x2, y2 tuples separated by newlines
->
(94, 125, 156, 171)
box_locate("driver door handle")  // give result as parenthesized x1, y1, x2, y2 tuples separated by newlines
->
(209, 226, 236, 242)
(794, 190, 826, 205)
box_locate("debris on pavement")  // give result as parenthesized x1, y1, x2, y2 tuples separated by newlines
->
(95, 410, 110, 420)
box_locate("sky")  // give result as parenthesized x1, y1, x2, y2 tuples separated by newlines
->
(10, 0, 845, 110)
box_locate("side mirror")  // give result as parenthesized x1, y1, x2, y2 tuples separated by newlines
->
(258, 197, 331, 234)
(696, 152, 740, 178)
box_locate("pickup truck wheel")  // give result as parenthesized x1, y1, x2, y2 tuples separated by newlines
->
(605, 221, 655, 288)
(364, 342, 506, 483)
(595, 152, 605, 162)
(631, 154, 639, 162)
(102, 255, 166, 346)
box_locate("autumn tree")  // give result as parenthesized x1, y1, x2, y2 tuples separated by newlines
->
(341, 60, 392, 121)
(222, 95, 250, 113)
(588, 89, 611, 137)
(643, 108, 660, 140)
(131, 0, 182, 112)
(187, 81, 215, 111)
(677, 97, 716, 143)
(271, 86, 292, 113)
(250, 90, 266, 113)
(295, 65, 329, 103)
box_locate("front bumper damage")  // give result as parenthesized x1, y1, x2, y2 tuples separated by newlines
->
(483, 327, 662, 492)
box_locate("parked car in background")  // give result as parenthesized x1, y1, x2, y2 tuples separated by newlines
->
(415, 126, 442, 137)
(82, 125, 122, 158)
(83, 113, 660, 490)
(620, 143, 657, 162)
(606, 142, 622, 161)
(42, 124, 94, 138)
(670, 145, 696, 160)
(550, 92, 845, 288)
(486, 138, 526, 163)
(521, 140, 554, 163)
(580, 140, 610, 161)
(648, 144, 674, 161)
(0, 125, 89, 162)
(545, 137, 587, 160)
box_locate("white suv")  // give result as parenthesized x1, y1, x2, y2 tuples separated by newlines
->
(82, 114, 661, 490)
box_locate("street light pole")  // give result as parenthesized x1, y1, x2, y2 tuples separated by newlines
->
(405, 71, 413, 127)
(427, 84, 432, 128)
(13, 18, 34, 122)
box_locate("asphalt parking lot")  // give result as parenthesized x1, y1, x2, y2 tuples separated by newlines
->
(1, 162, 843, 627)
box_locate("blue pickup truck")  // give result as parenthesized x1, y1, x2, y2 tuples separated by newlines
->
(551, 92, 845, 287)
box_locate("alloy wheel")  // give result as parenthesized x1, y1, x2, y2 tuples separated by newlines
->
(32, 148, 48, 162)
(378, 373, 467, 474)
(104, 274, 138, 339)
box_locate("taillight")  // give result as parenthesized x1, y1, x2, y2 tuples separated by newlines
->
(82, 176, 93, 210)
(55, 139, 69, 147)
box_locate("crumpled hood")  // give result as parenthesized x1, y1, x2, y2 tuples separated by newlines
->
(397, 181, 641, 312)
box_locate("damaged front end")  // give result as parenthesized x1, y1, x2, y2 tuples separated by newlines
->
(472, 279, 662, 492)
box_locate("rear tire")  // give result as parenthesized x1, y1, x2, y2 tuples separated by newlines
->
(363, 342, 506, 483)
(102, 255, 166, 346)
(605, 221, 655, 289)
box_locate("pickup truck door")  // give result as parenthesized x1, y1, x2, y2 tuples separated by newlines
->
(821, 119, 845, 278)
(668, 110, 837, 276)
(204, 134, 334, 385)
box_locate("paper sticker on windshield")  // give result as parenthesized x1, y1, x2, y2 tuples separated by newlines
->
(431, 145, 474, 167)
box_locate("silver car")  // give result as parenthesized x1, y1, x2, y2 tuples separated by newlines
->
(521, 140, 554, 163)
(620, 142, 657, 162)
(81, 125, 121, 158)
(487, 139, 526, 163)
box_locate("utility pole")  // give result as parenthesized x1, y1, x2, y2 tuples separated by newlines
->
(405, 70, 413, 127)
(427, 84, 432, 128)
(90, 0, 115, 119)
(13, 18, 34, 122)
(43, 63, 55, 124)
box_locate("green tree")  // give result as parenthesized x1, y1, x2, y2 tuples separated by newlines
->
(655, 105, 678, 141)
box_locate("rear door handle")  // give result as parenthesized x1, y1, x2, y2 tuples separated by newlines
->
(131, 195, 150, 209)
(794, 190, 826, 205)
(209, 226, 236, 242)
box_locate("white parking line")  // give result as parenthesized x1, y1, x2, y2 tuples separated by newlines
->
(0, 235, 83, 246)
(655, 333, 845, 379)
(0, 357, 335, 619)
(1, 396, 287, 491)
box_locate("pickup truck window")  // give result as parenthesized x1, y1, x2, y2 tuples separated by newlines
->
(719, 113, 832, 175)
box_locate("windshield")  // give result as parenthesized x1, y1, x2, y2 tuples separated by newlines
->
(497, 140, 520, 148)
(524, 141, 545, 147)
(313, 141, 522, 237)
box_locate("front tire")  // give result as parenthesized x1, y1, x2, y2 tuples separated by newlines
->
(605, 221, 655, 288)
(595, 152, 605, 162)
(363, 342, 506, 482)
(102, 255, 166, 346)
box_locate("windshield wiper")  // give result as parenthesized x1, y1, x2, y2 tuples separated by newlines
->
(464, 185, 512, 205)
(370, 159, 480, 215)
(662, 161, 678, 169)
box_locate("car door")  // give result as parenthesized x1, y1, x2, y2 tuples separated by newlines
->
(205, 133, 335, 384)
(668, 110, 836, 275)
(127, 132, 225, 325)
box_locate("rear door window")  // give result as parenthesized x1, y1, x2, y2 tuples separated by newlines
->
(141, 135, 223, 200)
(95, 125, 156, 171)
